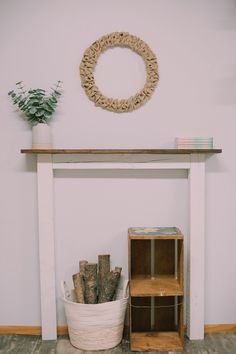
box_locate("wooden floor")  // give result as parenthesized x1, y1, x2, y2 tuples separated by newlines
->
(0, 333, 236, 353)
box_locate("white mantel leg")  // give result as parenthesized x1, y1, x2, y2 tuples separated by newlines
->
(37, 154, 57, 340)
(187, 154, 205, 339)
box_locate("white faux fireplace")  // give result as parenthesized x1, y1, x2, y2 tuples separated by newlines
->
(21, 148, 222, 341)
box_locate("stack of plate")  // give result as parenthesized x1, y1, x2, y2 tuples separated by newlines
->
(176, 137, 213, 149)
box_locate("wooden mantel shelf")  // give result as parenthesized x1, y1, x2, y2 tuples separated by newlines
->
(21, 148, 222, 154)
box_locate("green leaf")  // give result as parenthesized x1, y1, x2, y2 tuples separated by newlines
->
(26, 98, 40, 105)
(29, 91, 44, 97)
(35, 110, 45, 117)
(42, 103, 53, 113)
(31, 121, 38, 126)
(28, 90, 45, 96)
(25, 113, 36, 120)
(44, 112, 52, 119)
(49, 96, 57, 103)
(16, 94, 22, 101)
(13, 97, 21, 104)
(53, 90, 61, 96)
(18, 100, 26, 108)
(45, 100, 56, 110)
(29, 107, 37, 114)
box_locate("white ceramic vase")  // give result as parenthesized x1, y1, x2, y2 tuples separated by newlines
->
(32, 123, 52, 149)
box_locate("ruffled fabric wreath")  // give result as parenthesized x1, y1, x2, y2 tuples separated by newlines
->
(80, 32, 159, 113)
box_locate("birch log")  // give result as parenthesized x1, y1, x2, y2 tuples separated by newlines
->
(79, 260, 88, 277)
(98, 268, 122, 303)
(84, 262, 97, 304)
(98, 254, 110, 296)
(72, 273, 85, 303)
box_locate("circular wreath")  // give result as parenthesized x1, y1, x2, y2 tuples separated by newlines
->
(80, 32, 159, 113)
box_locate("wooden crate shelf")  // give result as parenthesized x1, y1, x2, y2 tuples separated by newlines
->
(130, 331, 183, 352)
(130, 275, 184, 296)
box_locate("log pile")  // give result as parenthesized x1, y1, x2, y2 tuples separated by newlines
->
(72, 254, 122, 304)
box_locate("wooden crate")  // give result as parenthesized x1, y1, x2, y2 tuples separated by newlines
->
(128, 227, 184, 352)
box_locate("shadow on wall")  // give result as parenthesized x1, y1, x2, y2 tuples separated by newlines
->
(217, 0, 236, 29)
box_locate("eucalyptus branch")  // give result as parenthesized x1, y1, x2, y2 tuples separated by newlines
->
(8, 81, 63, 126)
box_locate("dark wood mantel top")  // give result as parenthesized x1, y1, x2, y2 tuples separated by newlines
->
(21, 148, 222, 155)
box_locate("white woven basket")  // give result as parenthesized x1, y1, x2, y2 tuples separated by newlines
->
(61, 279, 129, 350)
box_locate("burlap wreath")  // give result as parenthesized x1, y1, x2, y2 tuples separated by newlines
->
(80, 32, 159, 113)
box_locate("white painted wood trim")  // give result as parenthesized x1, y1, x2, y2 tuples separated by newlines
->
(52, 153, 191, 164)
(37, 154, 57, 340)
(34, 152, 208, 340)
(187, 154, 205, 339)
(52, 162, 191, 170)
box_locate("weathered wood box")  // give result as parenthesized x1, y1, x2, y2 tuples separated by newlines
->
(128, 227, 184, 352)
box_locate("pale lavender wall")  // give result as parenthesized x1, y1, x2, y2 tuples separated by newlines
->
(0, 0, 236, 326)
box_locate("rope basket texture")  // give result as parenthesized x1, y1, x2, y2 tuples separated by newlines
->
(61, 279, 129, 350)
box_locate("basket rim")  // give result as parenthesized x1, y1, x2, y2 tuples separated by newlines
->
(62, 294, 129, 307)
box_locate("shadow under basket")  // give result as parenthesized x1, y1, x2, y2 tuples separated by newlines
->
(61, 280, 129, 351)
